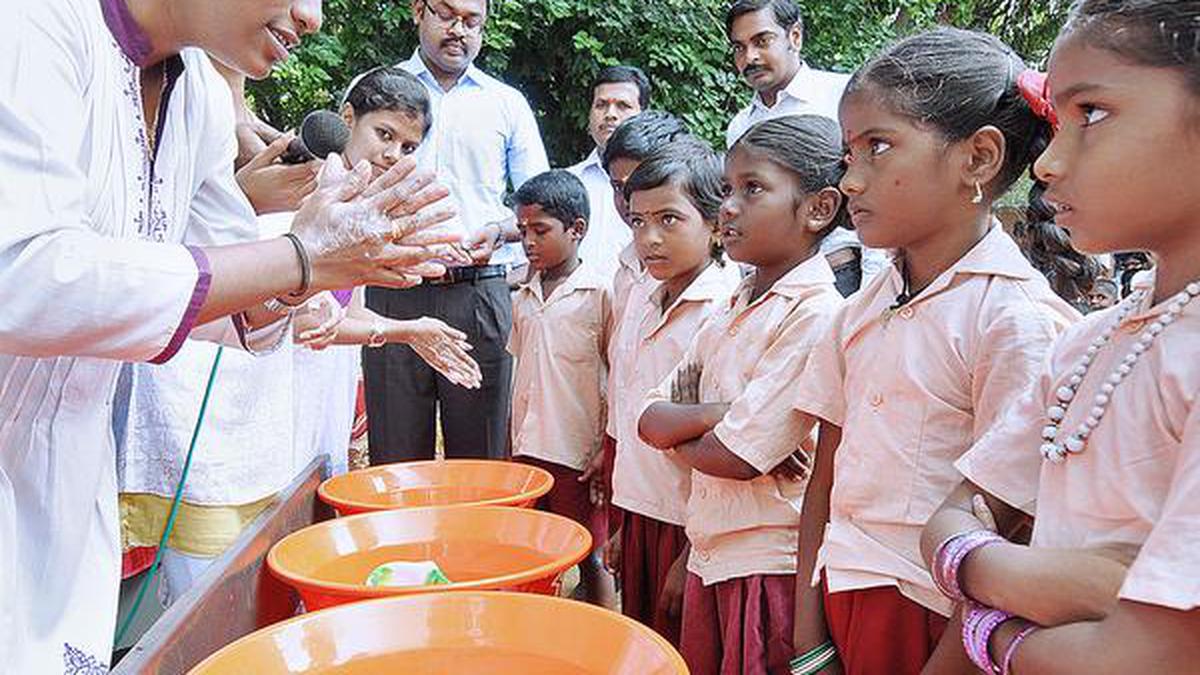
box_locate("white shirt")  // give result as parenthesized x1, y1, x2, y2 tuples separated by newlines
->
(117, 214, 300, 508)
(0, 1, 279, 669)
(398, 51, 550, 268)
(567, 148, 631, 279)
(725, 64, 850, 148)
(725, 64, 887, 277)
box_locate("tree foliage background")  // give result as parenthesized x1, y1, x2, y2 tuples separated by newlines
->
(249, 0, 1070, 165)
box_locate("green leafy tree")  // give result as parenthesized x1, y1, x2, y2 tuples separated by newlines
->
(248, 0, 1069, 165)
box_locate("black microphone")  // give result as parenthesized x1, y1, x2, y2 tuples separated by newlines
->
(279, 110, 351, 164)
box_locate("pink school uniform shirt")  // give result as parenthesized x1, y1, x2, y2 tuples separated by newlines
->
(958, 271, 1200, 611)
(606, 242, 648, 440)
(643, 253, 843, 585)
(610, 261, 741, 525)
(508, 264, 613, 471)
(793, 226, 1079, 615)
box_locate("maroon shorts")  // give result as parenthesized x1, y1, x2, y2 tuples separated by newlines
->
(619, 510, 687, 646)
(514, 456, 592, 530)
(823, 581, 948, 675)
(680, 572, 796, 675)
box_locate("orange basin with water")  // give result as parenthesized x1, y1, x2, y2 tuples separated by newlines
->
(188, 591, 689, 674)
(317, 459, 553, 516)
(267, 505, 592, 611)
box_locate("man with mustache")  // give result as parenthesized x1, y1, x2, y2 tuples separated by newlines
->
(365, 0, 550, 463)
(725, 0, 884, 296)
(567, 65, 651, 279)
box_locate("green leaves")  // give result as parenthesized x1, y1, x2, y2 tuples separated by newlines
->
(247, 0, 1069, 163)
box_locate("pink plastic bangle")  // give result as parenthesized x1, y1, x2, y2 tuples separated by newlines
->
(962, 602, 1012, 674)
(933, 529, 1005, 603)
(1001, 623, 1038, 675)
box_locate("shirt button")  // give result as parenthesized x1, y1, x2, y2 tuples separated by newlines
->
(870, 393, 884, 408)
(697, 487, 708, 499)
(697, 549, 710, 562)
(899, 307, 915, 320)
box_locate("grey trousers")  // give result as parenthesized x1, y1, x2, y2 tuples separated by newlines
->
(362, 277, 513, 464)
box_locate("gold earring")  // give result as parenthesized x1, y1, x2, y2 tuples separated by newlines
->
(971, 181, 984, 205)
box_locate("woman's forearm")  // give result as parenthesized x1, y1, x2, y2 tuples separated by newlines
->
(197, 238, 305, 326)
(328, 309, 416, 347)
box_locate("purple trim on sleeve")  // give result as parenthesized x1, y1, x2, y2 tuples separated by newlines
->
(150, 246, 211, 364)
(99, 0, 155, 66)
(332, 289, 354, 307)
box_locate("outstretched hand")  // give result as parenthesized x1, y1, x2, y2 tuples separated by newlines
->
(403, 317, 482, 389)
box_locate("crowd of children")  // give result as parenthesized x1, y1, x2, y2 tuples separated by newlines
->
(502, 1, 1200, 673)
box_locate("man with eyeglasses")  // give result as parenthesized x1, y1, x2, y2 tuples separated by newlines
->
(363, 0, 549, 464)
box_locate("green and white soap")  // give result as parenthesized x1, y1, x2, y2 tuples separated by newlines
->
(365, 561, 452, 588)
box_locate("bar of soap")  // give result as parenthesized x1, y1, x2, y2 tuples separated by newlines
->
(365, 561, 452, 588)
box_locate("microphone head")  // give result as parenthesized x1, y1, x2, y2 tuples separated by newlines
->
(279, 110, 351, 164)
(299, 110, 351, 160)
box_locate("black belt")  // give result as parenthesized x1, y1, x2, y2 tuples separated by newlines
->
(426, 264, 507, 286)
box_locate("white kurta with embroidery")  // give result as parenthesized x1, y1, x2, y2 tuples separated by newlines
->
(118, 214, 297, 510)
(0, 1, 276, 671)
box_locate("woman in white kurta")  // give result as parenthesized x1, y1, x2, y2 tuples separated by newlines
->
(0, 0, 461, 670)
(116, 212, 301, 608)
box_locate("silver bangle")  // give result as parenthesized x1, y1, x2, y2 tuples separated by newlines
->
(264, 297, 300, 316)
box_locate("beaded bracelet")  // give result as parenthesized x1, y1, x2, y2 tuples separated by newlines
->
(789, 640, 839, 675)
(962, 602, 1013, 674)
(933, 529, 1005, 603)
(1001, 622, 1038, 675)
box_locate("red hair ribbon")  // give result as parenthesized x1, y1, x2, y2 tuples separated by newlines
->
(1017, 69, 1058, 131)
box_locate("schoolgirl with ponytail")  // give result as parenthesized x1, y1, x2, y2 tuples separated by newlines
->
(925, 1, 1200, 672)
(787, 27, 1081, 675)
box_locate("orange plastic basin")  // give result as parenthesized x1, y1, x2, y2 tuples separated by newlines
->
(189, 591, 688, 674)
(267, 505, 592, 611)
(317, 459, 553, 516)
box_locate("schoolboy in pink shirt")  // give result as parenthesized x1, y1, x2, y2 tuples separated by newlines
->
(508, 169, 614, 605)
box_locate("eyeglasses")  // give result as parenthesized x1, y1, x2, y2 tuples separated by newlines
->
(421, 0, 484, 34)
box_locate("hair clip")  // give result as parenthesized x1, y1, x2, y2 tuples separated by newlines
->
(1017, 70, 1059, 131)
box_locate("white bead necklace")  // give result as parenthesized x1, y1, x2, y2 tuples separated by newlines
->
(1040, 281, 1200, 464)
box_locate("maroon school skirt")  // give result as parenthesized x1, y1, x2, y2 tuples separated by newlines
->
(619, 510, 687, 646)
(680, 572, 796, 675)
(823, 581, 948, 675)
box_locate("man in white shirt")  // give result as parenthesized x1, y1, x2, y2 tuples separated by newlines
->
(567, 65, 649, 279)
(725, 0, 885, 296)
(364, 0, 549, 464)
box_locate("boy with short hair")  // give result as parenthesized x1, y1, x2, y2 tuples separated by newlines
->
(508, 169, 615, 606)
